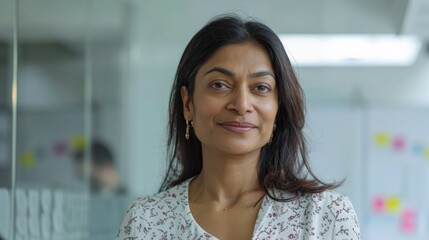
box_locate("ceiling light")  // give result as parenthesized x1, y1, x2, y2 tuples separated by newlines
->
(279, 34, 422, 66)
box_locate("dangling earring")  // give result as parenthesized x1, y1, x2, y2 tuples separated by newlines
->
(185, 120, 191, 140)
(268, 123, 276, 145)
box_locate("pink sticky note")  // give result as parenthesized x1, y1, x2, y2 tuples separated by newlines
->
(372, 196, 385, 213)
(400, 209, 416, 233)
(392, 136, 406, 152)
(53, 141, 68, 155)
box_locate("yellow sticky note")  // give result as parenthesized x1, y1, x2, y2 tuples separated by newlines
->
(20, 151, 36, 168)
(71, 135, 86, 151)
(424, 147, 429, 160)
(374, 132, 390, 147)
(386, 196, 401, 213)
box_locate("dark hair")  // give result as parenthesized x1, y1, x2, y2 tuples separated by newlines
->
(73, 140, 114, 166)
(160, 14, 340, 201)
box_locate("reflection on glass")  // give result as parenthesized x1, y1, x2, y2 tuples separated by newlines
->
(72, 140, 126, 195)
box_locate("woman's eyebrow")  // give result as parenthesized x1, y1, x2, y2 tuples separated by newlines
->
(204, 67, 275, 79)
(204, 67, 234, 77)
(249, 71, 275, 79)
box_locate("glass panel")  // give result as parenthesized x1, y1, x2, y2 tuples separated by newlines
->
(12, 1, 133, 240)
(87, 1, 132, 239)
(0, 1, 15, 239)
(15, 1, 90, 239)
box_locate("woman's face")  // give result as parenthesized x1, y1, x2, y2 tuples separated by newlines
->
(182, 42, 278, 156)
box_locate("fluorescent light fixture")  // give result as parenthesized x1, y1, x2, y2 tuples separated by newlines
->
(279, 34, 422, 66)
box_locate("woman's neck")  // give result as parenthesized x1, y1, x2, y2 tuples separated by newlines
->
(189, 147, 264, 208)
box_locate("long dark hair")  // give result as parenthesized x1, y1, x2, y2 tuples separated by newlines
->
(160, 14, 341, 201)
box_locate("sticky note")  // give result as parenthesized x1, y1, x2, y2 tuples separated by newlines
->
(20, 151, 36, 168)
(386, 196, 401, 213)
(71, 135, 86, 151)
(424, 147, 429, 160)
(374, 132, 389, 147)
(53, 141, 68, 155)
(412, 143, 424, 155)
(372, 196, 385, 213)
(392, 136, 406, 152)
(400, 209, 416, 233)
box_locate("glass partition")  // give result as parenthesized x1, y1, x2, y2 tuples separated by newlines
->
(15, 1, 90, 239)
(0, 1, 132, 239)
(85, 1, 131, 239)
(0, 1, 15, 239)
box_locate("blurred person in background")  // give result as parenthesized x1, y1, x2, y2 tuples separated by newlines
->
(116, 14, 360, 239)
(73, 140, 126, 195)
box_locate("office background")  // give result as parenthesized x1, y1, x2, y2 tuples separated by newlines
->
(1, 0, 429, 239)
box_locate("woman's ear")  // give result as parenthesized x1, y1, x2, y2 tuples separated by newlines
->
(181, 86, 193, 120)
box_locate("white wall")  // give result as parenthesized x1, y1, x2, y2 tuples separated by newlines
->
(299, 52, 429, 106)
(123, 0, 429, 197)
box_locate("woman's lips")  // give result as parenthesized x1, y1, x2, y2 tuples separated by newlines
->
(219, 121, 257, 133)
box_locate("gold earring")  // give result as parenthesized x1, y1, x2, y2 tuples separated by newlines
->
(185, 120, 191, 140)
(268, 124, 276, 145)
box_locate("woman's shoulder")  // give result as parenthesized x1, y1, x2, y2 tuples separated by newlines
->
(305, 190, 354, 208)
(268, 190, 360, 239)
(272, 189, 354, 208)
(304, 190, 358, 219)
(115, 181, 190, 239)
(128, 181, 189, 214)
(272, 190, 357, 217)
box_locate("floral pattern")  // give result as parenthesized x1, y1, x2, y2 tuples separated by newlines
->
(116, 179, 360, 239)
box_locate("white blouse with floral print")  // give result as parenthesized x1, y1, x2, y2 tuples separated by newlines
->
(116, 178, 360, 240)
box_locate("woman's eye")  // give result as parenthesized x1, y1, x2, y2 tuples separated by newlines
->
(210, 82, 228, 89)
(255, 85, 270, 92)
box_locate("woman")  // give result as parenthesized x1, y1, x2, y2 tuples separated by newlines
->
(116, 15, 360, 239)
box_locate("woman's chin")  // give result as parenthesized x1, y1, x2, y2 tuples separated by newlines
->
(214, 143, 263, 157)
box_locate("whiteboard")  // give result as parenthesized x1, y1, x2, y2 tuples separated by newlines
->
(366, 107, 429, 239)
(305, 105, 429, 240)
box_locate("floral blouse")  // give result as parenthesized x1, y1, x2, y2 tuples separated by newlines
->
(116, 179, 360, 239)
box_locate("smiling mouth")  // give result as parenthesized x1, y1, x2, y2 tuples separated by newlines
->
(219, 121, 257, 133)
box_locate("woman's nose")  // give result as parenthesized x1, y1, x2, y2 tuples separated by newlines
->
(226, 87, 254, 115)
